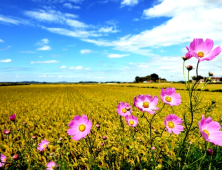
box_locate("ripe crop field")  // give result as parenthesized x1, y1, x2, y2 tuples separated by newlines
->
(0, 84, 222, 169)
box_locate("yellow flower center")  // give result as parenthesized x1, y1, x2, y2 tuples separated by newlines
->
(122, 108, 127, 113)
(43, 144, 46, 148)
(129, 120, 134, 125)
(168, 121, 175, 128)
(79, 124, 86, 132)
(2, 158, 6, 162)
(198, 51, 204, 58)
(52, 166, 55, 169)
(165, 96, 171, 102)
(203, 129, 210, 136)
(143, 101, 149, 108)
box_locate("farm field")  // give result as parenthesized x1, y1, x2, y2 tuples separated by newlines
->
(0, 84, 222, 169)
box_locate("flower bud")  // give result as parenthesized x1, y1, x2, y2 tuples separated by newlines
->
(134, 129, 138, 132)
(186, 65, 193, 71)
(9, 114, 16, 121)
(3, 129, 10, 135)
(59, 137, 63, 141)
(209, 72, 213, 76)
(50, 153, 54, 156)
(54, 154, 58, 157)
(102, 136, 107, 140)
(100, 143, 104, 146)
(17, 128, 20, 131)
(96, 124, 100, 128)
(207, 149, 213, 155)
(32, 136, 37, 140)
(211, 100, 216, 104)
(151, 147, 155, 150)
(12, 154, 19, 160)
(23, 122, 27, 125)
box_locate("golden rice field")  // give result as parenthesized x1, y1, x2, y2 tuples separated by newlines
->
(0, 83, 222, 169)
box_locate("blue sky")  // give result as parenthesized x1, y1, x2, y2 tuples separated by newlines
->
(0, 0, 222, 82)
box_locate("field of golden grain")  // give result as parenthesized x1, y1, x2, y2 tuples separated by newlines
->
(0, 84, 222, 169)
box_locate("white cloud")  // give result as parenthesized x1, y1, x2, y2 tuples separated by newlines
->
(37, 45, 51, 50)
(75, 66, 83, 70)
(98, 27, 118, 33)
(83, 0, 222, 56)
(107, 54, 129, 58)
(66, 19, 87, 28)
(41, 38, 49, 44)
(63, 3, 80, 9)
(69, 66, 84, 70)
(80, 49, 96, 54)
(0, 59, 12, 62)
(30, 60, 59, 64)
(0, 39, 4, 42)
(121, 0, 139, 6)
(19, 51, 35, 53)
(60, 65, 67, 69)
(0, 15, 20, 25)
(42, 27, 101, 38)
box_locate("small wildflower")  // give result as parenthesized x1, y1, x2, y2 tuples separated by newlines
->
(117, 102, 132, 117)
(0, 154, 6, 167)
(161, 87, 181, 106)
(38, 139, 49, 151)
(3, 129, 10, 135)
(46, 161, 58, 170)
(164, 114, 184, 134)
(102, 136, 107, 140)
(9, 114, 16, 121)
(100, 143, 104, 146)
(188, 38, 221, 62)
(125, 115, 138, 127)
(134, 95, 159, 114)
(50, 153, 54, 156)
(67, 114, 92, 141)
(17, 128, 20, 131)
(199, 115, 222, 146)
(23, 122, 27, 126)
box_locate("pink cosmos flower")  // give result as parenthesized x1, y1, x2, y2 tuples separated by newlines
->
(67, 114, 92, 141)
(0, 154, 6, 167)
(133, 95, 159, 114)
(199, 115, 222, 146)
(125, 115, 138, 127)
(46, 161, 58, 170)
(164, 114, 184, 134)
(38, 139, 49, 152)
(187, 38, 221, 62)
(117, 102, 132, 117)
(161, 88, 181, 106)
(9, 114, 16, 121)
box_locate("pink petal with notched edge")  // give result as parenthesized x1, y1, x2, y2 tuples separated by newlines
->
(72, 131, 83, 141)
(203, 39, 214, 54)
(204, 46, 221, 61)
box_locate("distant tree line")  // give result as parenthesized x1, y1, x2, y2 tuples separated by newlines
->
(134, 73, 166, 83)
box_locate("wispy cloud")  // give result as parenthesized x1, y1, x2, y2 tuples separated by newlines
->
(0, 59, 12, 62)
(107, 54, 129, 58)
(69, 66, 85, 70)
(98, 26, 118, 33)
(30, 60, 59, 64)
(0, 39, 4, 42)
(60, 65, 67, 68)
(0, 15, 20, 25)
(37, 45, 51, 50)
(19, 51, 35, 53)
(63, 3, 80, 9)
(80, 49, 96, 54)
(121, 0, 139, 7)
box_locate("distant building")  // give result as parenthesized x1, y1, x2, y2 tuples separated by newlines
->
(211, 77, 221, 83)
